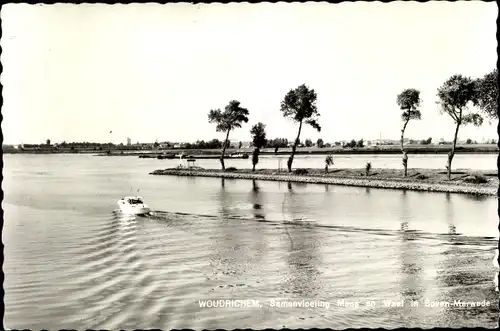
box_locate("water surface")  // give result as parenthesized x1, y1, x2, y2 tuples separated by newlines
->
(3, 154, 498, 329)
(146, 153, 496, 170)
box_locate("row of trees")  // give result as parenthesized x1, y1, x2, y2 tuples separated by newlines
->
(209, 84, 321, 171)
(264, 137, 437, 148)
(397, 69, 497, 179)
(182, 139, 224, 150)
(208, 69, 496, 177)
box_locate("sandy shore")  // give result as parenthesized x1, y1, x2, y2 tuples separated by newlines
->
(150, 167, 498, 196)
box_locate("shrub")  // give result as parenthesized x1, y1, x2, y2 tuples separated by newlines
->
(226, 167, 238, 172)
(416, 174, 428, 180)
(294, 168, 309, 175)
(325, 155, 334, 173)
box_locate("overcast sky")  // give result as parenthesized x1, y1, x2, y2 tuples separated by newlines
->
(1, 2, 497, 145)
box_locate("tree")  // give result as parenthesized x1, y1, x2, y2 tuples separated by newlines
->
(208, 100, 249, 170)
(325, 155, 334, 173)
(250, 122, 267, 149)
(437, 75, 483, 180)
(280, 84, 321, 172)
(317, 138, 324, 148)
(356, 139, 364, 148)
(397, 88, 422, 177)
(475, 69, 498, 121)
(238, 141, 243, 149)
(205, 138, 222, 149)
(420, 138, 432, 145)
(46, 139, 51, 145)
(305, 139, 313, 147)
(250, 122, 267, 171)
(345, 139, 356, 148)
(267, 138, 288, 150)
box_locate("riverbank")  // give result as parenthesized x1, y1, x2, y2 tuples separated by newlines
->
(4, 143, 498, 155)
(100, 144, 499, 156)
(138, 153, 249, 159)
(150, 167, 498, 196)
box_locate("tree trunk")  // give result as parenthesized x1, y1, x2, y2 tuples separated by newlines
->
(287, 121, 303, 172)
(447, 121, 461, 180)
(401, 119, 409, 177)
(403, 152, 408, 177)
(220, 129, 231, 170)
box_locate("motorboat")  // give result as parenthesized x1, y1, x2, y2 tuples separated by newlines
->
(117, 196, 150, 215)
(230, 152, 249, 159)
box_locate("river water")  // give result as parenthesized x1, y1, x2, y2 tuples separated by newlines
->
(145, 153, 497, 171)
(2, 154, 499, 329)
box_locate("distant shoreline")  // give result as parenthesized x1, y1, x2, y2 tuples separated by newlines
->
(4, 144, 498, 155)
(150, 167, 498, 196)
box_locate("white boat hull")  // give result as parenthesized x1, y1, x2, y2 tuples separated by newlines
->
(117, 200, 150, 215)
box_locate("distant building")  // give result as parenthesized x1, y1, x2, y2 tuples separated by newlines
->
(127, 137, 132, 146)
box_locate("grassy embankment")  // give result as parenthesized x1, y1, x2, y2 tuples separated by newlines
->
(150, 167, 498, 196)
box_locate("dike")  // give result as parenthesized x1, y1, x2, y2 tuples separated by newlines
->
(150, 169, 496, 196)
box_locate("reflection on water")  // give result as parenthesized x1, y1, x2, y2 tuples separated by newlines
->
(2, 155, 499, 329)
(281, 183, 322, 299)
(397, 190, 426, 326)
(251, 180, 265, 221)
(462, 194, 492, 202)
